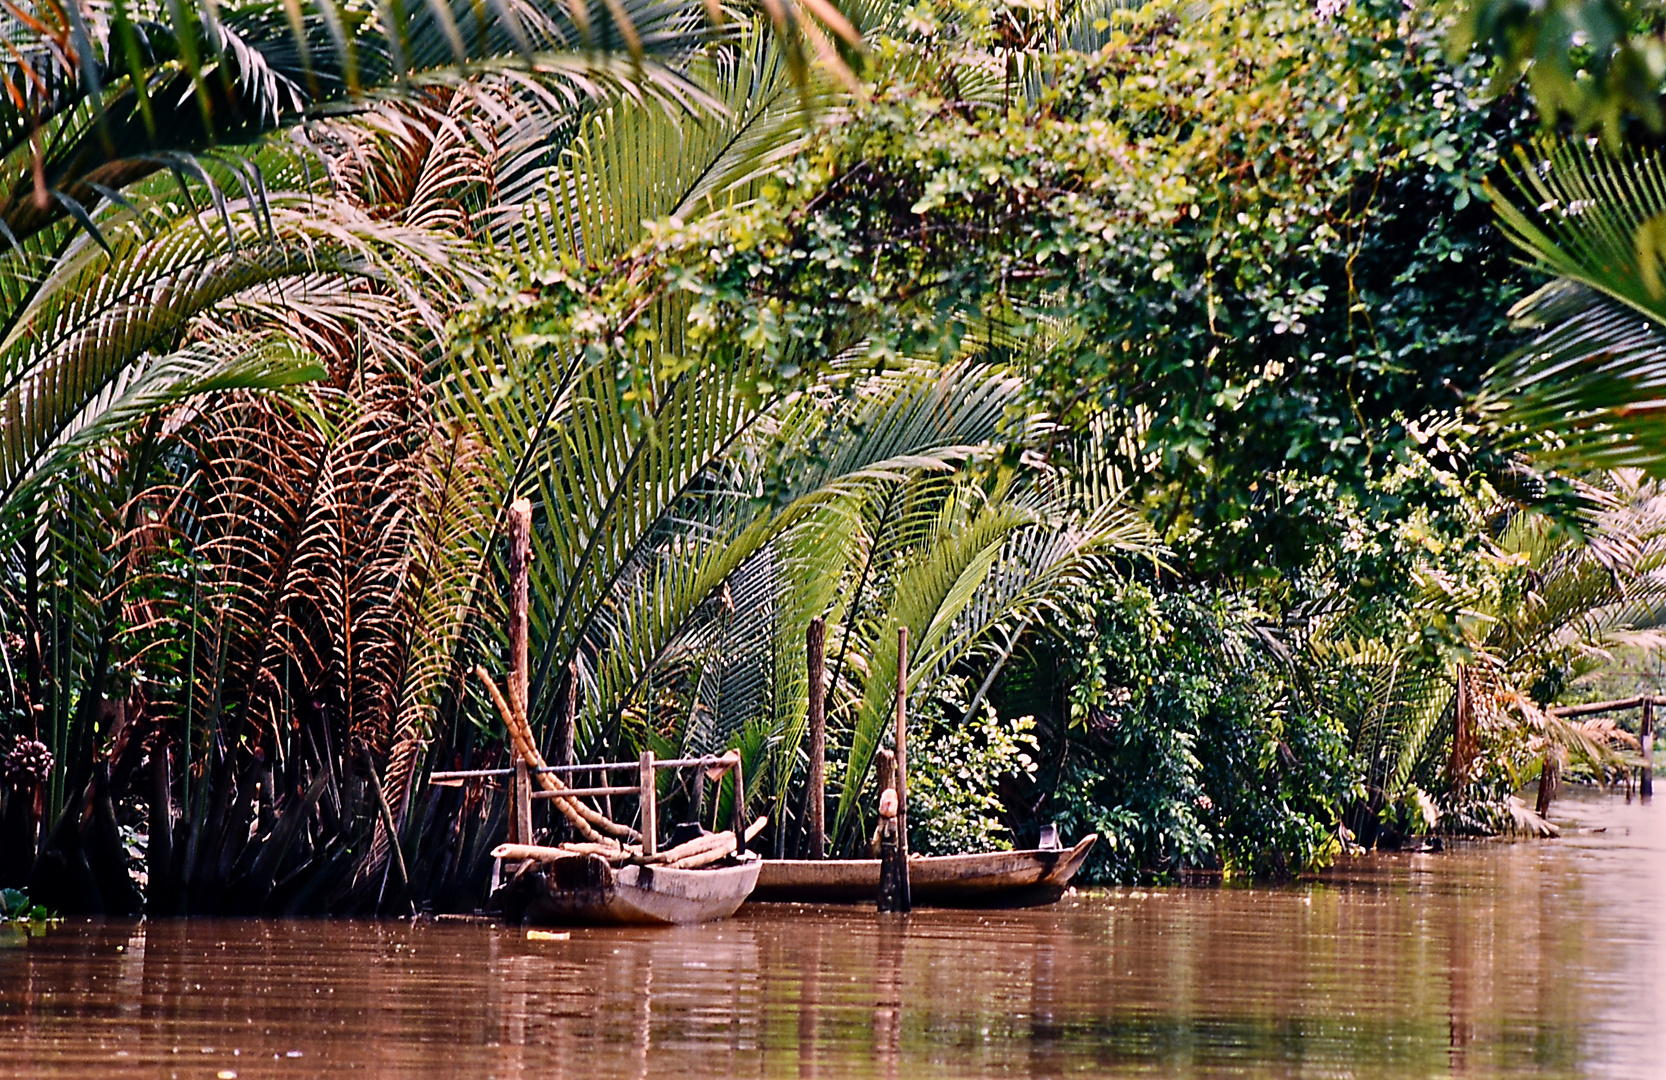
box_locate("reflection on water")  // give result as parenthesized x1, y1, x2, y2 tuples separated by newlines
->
(0, 789, 1662, 1079)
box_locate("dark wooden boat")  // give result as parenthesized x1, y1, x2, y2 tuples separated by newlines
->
(494, 849, 763, 926)
(749, 833, 1096, 907)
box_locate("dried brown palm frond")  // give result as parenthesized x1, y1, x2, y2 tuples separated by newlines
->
(378, 418, 499, 835)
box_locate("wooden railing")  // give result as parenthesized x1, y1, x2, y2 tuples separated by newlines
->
(1547, 696, 1658, 798)
(431, 751, 746, 858)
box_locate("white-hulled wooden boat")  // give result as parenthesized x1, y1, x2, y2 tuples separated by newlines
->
(494, 849, 763, 926)
(749, 833, 1096, 907)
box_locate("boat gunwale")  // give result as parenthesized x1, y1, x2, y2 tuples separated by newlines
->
(499, 852, 764, 926)
(749, 834, 1097, 905)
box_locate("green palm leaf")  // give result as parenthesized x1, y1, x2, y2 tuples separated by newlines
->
(1480, 141, 1666, 471)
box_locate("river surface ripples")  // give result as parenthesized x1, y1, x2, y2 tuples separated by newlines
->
(1, 788, 1662, 1078)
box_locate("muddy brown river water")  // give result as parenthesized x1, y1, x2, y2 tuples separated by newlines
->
(0, 788, 1661, 1079)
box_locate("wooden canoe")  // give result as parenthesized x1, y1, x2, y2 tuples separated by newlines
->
(495, 851, 763, 926)
(749, 833, 1097, 907)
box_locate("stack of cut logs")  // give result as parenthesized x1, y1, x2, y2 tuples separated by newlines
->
(493, 815, 768, 871)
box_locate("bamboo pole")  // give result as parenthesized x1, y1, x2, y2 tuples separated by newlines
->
(807, 616, 827, 860)
(475, 668, 632, 845)
(508, 498, 532, 848)
(1548, 695, 1644, 718)
(640, 751, 658, 857)
(530, 785, 640, 799)
(558, 662, 578, 768)
(509, 499, 532, 727)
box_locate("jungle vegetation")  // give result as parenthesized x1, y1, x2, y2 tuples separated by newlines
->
(4, 0, 1666, 913)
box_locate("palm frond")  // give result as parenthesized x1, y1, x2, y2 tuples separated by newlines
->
(1479, 141, 1666, 471)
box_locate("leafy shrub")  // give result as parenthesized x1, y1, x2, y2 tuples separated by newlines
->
(1037, 582, 1357, 883)
(906, 704, 1040, 856)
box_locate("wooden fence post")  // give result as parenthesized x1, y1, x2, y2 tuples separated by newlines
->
(514, 757, 533, 849)
(640, 750, 657, 856)
(877, 790, 906, 914)
(807, 616, 827, 860)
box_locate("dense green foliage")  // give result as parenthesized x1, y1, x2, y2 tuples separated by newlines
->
(903, 706, 1038, 856)
(6, 0, 1666, 917)
(461, 0, 1536, 579)
(1039, 582, 1356, 882)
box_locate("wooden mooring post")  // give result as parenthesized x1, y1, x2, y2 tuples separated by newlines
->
(806, 616, 827, 860)
(1643, 698, 1655, 799)
(509, 498, 533, 849)
(878, 626, 911, 914)
(877, 788, 906, 913)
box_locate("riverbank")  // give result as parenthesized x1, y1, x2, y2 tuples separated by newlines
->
(0, 789, 1658, 1079)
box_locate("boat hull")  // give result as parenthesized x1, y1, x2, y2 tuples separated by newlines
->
(749, 834, 1096, 906)
(498, 853, 763, 926)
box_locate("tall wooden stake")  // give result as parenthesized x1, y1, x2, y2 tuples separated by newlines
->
(1643, 698, 1655, 799)
(884, 626, 912, 912)
(895, 626, 909, 860)
(1448, 663, 1473, 787)
(146, 741, 172, 915)
(732, 756, 748, 857)
(640, 750, 658, 856)
(876, 794, 906, 915)
(871, 750, 896, 859)
(1536, 751, 1558, 817)
(807, 616, 827, 860)
(558, 661, 578, 768)
(508, 498, 532, 725)
(508, 498, 533, 845)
